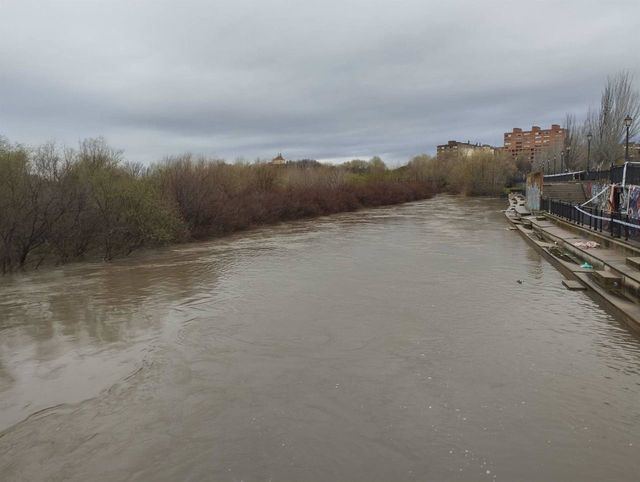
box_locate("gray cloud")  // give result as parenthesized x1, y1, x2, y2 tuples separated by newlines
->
(1, 0, 639, 164)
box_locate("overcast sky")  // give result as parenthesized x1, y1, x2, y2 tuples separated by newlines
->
(1, 0, 639, 164)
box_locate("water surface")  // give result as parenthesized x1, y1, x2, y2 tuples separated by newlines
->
(1, 196, 639, 481)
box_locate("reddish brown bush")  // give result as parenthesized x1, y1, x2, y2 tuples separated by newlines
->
(0, 139, 437, 272)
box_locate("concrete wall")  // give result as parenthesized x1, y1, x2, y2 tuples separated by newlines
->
(542, 182, 587, 204)
(526, 172, 543, 211)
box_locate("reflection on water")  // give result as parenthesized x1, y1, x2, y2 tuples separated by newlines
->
(1, 195, 640, 482)
(0, 245, 233, 430)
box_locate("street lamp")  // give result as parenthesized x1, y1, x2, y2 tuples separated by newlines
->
(560, 151, 565, 172)
(566, 146, 571, 172)
(553, 155, 557, 174)
(625, 115, 633, 162)
(586, 132, 593, 171)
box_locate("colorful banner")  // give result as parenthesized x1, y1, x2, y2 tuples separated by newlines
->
(627, 185, 640, 220)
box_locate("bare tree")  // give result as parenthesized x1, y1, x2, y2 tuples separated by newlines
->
(563, 113, 586, 170)
(586, 71, 640, 168)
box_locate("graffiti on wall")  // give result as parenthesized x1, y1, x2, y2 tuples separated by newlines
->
(589, 182, 610, 212)
(626, 185, 640, 220)
(526, 172, 543, 211)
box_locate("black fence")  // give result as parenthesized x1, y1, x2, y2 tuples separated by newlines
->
(582, 169, 613, 182)
(542, 165, 640, 185)
(542, 172, 585, 182)
(543, 198, 640, 241)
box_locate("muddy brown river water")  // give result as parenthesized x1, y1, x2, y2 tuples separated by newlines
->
(1, 195, 640, 481)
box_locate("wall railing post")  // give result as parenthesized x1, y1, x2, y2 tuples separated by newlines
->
(610, 211, 614, 237)
(619, 212, 623, 239)
(625, 213, 629, 240)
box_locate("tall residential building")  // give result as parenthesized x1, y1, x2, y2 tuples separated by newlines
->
(436, 140, 496, 159)
(504, 124, 565, 161)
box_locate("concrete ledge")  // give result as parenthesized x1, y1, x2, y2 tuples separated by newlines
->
(592, 270, 623, 290)
(544, 212, 640, 257)
(627, 257, 640, 271)
(563, 280, 586, 290)
(505, 211, 640, 334)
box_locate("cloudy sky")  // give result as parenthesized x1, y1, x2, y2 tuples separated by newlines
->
(1, 0, 639, 164)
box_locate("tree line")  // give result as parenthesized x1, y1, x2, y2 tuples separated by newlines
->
(0, 138, 435, 273)
(406, 151, 517, 196)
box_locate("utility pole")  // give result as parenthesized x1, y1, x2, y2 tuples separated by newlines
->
(586, 132, 592, 172)
(625, 115, 633, 162)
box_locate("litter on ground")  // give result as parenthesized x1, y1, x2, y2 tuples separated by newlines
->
(574, 240, 599, 249)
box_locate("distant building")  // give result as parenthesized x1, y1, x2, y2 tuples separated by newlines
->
(270, 153, 286, 165)
(504, 125, 565, 161)
(436, 140, 496, 159)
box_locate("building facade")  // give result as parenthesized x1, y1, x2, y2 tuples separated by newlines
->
(436, 140, 496, 159)
(270, 153, 286, 165)
(504, 124, 565, 162)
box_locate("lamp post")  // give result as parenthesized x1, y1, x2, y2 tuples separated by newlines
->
(553, 155, 557, 174)
(625, 115, 633, 162)
(586, 132, 592, 172)
(560, 151, 565, 172)
(566, 146, 571, 172)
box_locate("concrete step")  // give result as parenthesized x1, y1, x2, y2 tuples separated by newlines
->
(563, 279, 587, 290)
(626, 257, 640, 271)
(538, 242, 556, 249)
(592, 270, 623, 290)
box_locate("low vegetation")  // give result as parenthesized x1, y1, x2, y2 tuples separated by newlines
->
(0, 138, 436, 273)
(408, 150, 517, 196)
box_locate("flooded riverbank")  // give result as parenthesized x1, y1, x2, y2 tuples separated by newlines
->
(1, 195, 640, 481)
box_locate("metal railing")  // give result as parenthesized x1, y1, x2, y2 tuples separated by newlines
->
(542, 164, 640, 185)
(582, 169, 612, 182)
(543, 198, 640, 241)
(543, 171, 585, 182)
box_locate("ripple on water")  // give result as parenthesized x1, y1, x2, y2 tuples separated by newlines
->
(0, 195, 640, 481)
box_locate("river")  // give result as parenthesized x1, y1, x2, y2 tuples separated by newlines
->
(1, 195, 639, 481)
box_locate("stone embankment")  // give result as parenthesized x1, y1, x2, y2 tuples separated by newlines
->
(506, 194, 640, 333)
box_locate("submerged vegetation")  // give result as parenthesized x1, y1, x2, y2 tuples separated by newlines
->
(0, 138, 440, 273)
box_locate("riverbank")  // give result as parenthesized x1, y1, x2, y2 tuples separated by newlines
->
(0, 138, 436, 274)
(505, 199, 640, 333)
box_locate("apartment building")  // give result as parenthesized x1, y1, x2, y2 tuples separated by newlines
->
(504, 124, 565, 161)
